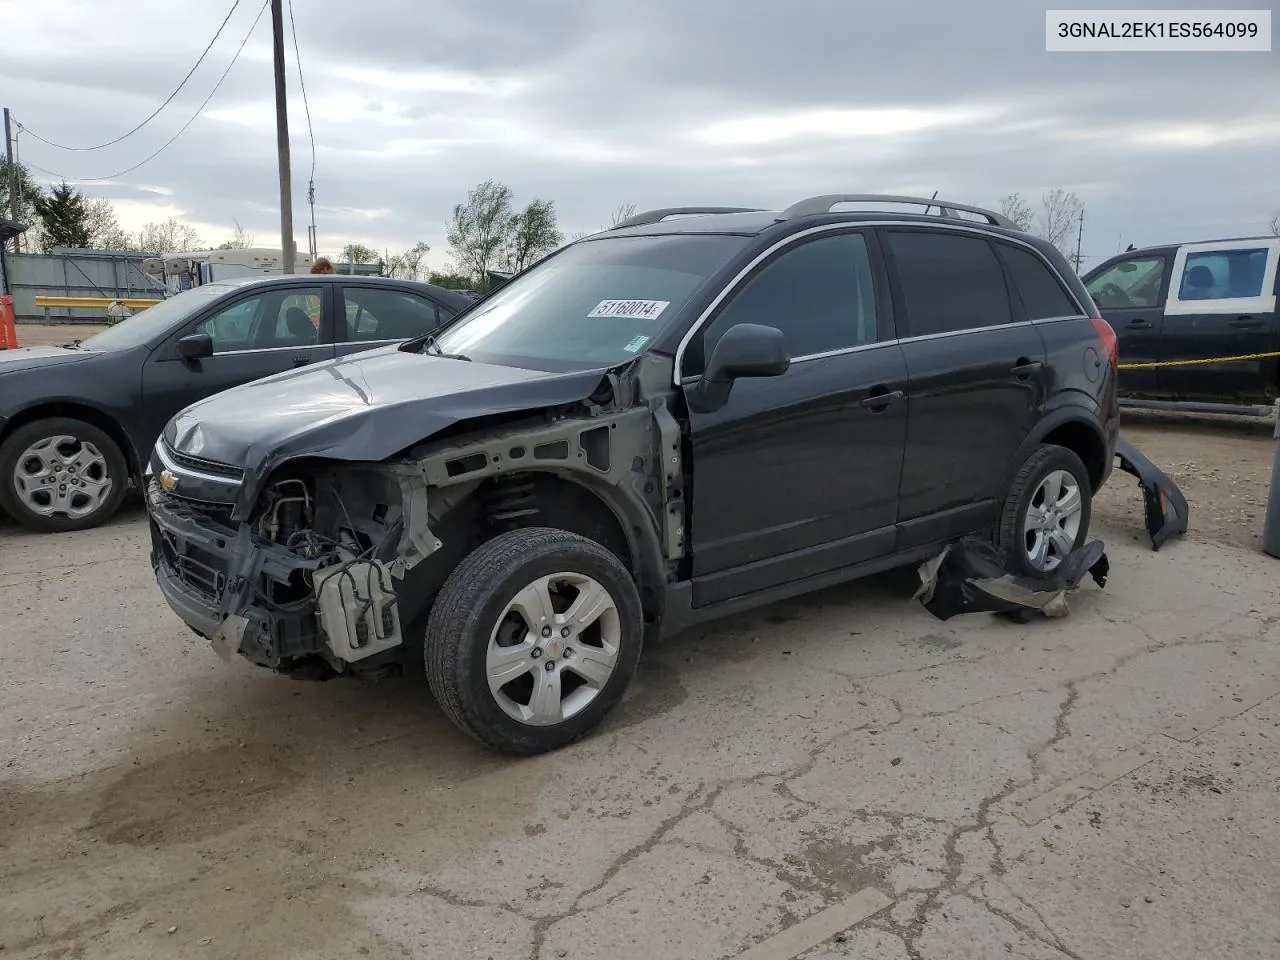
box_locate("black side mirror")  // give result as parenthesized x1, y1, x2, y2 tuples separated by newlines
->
(688, 322, 790, 413)
(176, 333, 214, 361)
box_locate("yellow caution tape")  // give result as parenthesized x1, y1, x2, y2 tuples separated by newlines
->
(1118, 351, 1280, 371)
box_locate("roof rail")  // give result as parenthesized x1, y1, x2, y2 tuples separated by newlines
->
(778, 194, 1016, 229)
(610, 206, 765, 230)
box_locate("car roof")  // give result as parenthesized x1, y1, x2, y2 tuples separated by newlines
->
(217, 272, 471, 309)
(597, 206, 1038, 244)
(1111, 236, 1279, 256)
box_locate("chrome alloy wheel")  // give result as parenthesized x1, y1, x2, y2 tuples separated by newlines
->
(485, 572, 622, 726)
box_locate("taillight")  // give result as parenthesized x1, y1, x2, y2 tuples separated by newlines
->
(1091, 317, 1118, 368)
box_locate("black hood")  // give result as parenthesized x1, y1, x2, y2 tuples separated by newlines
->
(164, 344, 610, 505)
(0, 344, 96, 374)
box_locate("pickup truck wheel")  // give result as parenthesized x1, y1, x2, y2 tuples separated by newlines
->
(995, 444, 1092, 578)
(424, 527, 643, 755)
(0, 418, 128, 533)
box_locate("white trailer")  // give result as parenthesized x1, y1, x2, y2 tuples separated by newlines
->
(142, 248, 316, 296)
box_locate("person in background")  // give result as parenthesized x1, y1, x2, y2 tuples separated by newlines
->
(311, 257, 336, 274)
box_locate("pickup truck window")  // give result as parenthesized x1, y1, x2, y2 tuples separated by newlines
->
(1178, 248, 1269, 301)
(1086, 257, 1165, 309)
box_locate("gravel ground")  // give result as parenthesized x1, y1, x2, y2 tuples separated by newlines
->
(2, 339, 1279, 959)
(10, 322, 110, 347)
(1095, 412, 1276, 553)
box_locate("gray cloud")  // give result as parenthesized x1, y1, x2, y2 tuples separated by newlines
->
(2, 0, 1276, 268)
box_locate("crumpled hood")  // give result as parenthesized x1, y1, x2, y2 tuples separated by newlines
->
(0, 344, 96, 374)
(164, 344, 610, 502)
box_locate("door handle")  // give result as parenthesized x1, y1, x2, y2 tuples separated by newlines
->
(1231, 316, 1264, 328)
(858, 387, 904, 412)
(1127, 319, 1153, 330)
(292, 356, 313, 367)
(1011, 359, 1043, 380)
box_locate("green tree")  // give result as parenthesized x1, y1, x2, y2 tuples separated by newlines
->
(1, 162, 46, 251)
(32, 181, 92, 250)
(387, 240, 431, 280)
(341, 242, 377, 264)
(447, 179, 516, 291)
(503, 199, 563, 273)
(426, 270, 474, 290)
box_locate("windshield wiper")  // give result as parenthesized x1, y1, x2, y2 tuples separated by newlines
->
(422, 334, 471, 362)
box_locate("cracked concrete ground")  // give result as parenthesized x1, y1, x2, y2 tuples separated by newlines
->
(3, 430, 1280, 959)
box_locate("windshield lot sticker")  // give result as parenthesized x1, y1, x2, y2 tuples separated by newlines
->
(588, 299, 670, 321)
(623, 335, 651, 353)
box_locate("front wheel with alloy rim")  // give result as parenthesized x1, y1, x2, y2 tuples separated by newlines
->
(424, 527, 644, 755)
(995, 443, 1093, 578)
(0, 417, 129, 532)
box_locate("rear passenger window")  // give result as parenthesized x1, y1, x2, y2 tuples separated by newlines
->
(342, 287, 441, 342)
(887, 231, 1012, 337)
(696, 232, 878, 372)
(996, 244, 1080, 320)
(1177, 248, 1269, 301)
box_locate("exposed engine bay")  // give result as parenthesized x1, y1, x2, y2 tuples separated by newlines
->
(149, 358, 682, 681)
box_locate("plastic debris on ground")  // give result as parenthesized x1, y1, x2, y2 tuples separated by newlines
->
(913, 536, 1109, 622)
(1114, 437, 1190, 551)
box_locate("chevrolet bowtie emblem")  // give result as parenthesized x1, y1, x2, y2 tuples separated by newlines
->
(158, 469, 179, 492)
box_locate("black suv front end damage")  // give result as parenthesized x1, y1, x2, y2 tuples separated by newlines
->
(147, 355, 682, 678)
(148, 449, 426, 674)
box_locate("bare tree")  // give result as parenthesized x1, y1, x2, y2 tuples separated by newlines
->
(1038, 188, 1083, 253)
(386, 240, 431, 280)
(137, 219, 202, 254)
(231, 219, 254, 249)
(447, 179, 516, 289)
(84, 197, 130, 250)
(1270, 209, 1280, 236)
(610, 202, 638, 226)
(999, 193, 1035, 232)
(503, 200, 564, 273)
(563, 202, 642, 245)
(998, 190, 1083, 257)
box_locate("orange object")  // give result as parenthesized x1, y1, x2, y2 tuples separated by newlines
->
(0, 296, 17, 350)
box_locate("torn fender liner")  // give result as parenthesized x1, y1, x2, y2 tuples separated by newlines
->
(1114, 437, 1190, 551)
(913, 537, 1109, 622)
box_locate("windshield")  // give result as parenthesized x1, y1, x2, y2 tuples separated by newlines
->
(79, 283, 237, 351)
(434, 234, 749, 371)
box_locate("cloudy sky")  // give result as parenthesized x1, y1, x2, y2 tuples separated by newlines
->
(3, 0, 1277, 270)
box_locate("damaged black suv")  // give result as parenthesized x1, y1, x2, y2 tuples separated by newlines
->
(148, 194, 1119, 755)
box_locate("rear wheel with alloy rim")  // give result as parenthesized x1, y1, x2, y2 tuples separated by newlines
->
(995, 444, 1093, 578)
(0, 417, 129, 532)
(425, 527, 643, 755)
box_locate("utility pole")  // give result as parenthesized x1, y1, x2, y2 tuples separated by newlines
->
(1073, 209, 1085, 272)
(4, 108, 20, 254)
(270, 0, 295, 274)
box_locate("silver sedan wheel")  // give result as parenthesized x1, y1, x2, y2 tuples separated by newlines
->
(486, 572, 622, 727)
(12, 435, 114, 521)
(1022, 469, 1083, 572)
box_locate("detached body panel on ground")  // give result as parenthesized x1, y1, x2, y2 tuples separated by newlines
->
(145, 198, 1122, 754)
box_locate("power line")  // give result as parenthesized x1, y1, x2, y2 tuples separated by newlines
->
(18, 0, 269, 184)
(17, 0, 244, 152)
(287, 0, 318, 258)
(286, 0, 315, 185)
